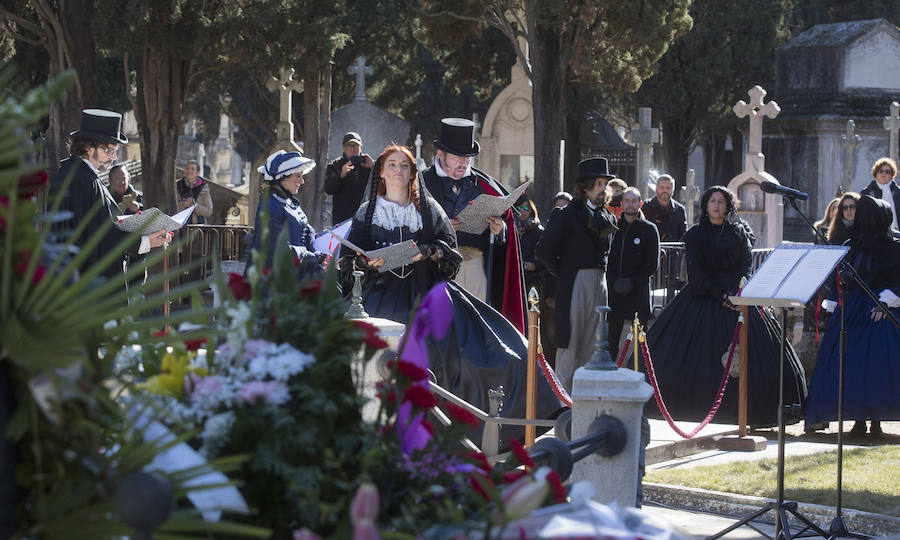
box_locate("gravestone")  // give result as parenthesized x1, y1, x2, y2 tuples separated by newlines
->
(884, 101, 900, 163)
(840, 119, 861, 192)
(629, 108, 660, 198)
(328, 57, 411, 160)
(728, 86, 783, 249)
(681, 168, 700, 227)
(766, 18, 900, 240)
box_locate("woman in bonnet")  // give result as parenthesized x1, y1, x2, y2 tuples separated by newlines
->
(249, 150, 327, 271)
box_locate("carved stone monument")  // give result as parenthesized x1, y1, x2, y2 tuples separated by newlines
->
(629, 107, 660, 198)
(885, 101, 900, 163)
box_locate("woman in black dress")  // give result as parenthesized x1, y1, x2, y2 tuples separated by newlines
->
(339, 146, 563, 437)
(645, 186, 806, 427)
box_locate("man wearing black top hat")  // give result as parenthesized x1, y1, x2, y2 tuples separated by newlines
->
(52, 109, 171, 279)
(536, 157, 617, 391)
(324, 131, 374, 225)
(422, 118, 527, 334)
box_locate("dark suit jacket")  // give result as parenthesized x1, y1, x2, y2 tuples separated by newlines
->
(324, 155, 371, 225)
(54, 157, 139, 277)
(606, 217, 660, 321)
(535, 201, 616, 348)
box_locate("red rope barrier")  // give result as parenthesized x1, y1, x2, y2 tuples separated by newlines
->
(537, 352, 573, 408)
(616, 336, 633, 368)
(641, 316, 743, 439)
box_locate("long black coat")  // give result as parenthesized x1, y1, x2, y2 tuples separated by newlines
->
(642, 197, 687, 242)
(53, 157, 139, 277)
(535, 201, 616, 348)
(606, 217, 659, 322)
(324, 155, 371, 225)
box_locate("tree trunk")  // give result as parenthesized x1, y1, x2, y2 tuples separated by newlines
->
(564, 81, 586, 193)
(134, 47, 191, 212)
(661, 117, 690, 191)
(527, 8, 566, 220)
(300, 64, 331, 230)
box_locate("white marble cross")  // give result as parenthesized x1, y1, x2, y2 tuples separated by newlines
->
(266, 68, 303, 141)
(348, 56, 373, 101)
(681, 168, 700, 226)
(884, 101, 900, 164)
(631, 107, 659, 197)
(733, 86, 780, 156)
(841, 119, 861, 191)
(414, 134, 423, 169)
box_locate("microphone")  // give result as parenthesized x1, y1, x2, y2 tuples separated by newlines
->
(760, 180, 809, 201)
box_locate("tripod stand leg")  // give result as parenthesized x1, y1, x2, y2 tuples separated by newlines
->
(708, 503, 777, 540)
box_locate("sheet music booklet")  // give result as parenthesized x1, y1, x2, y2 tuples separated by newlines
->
(330, 231, 420, 273)
(115, 204, 196, 234)
(454, 180, 532, 235)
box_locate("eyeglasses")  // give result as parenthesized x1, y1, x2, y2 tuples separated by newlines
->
(841, 205, 856, 211)
(99, 145, 118, 156)
(878, 168, 893, 174)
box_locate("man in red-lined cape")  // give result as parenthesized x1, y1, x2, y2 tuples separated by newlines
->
(422, 118, 527, 334)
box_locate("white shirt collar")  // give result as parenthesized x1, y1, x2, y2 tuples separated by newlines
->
(433, 157, 472, 179)
(586, 199, 598, 211)
(81, 157, 100, 176)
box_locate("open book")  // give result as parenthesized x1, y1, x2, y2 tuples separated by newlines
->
(454, 180, 532, 235)
(331, 231, 421, 273)
(731, 243, 848, 308)
(114, 204, 196, 234)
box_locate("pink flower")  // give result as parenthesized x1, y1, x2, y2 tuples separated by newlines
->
(350, 483, 379, 525)
(293, 529, 320, 540)
(237, 381, 289, 406)
(353, 520, 379, 540)
(190, 375, 224, 403)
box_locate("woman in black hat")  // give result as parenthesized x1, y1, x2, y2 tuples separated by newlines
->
(645, 186, 806, 427)
(806, 195, 900, 437)
(339, 145, 564, 440)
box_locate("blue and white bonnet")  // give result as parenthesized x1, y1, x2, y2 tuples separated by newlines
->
(258, 150, 316, 181)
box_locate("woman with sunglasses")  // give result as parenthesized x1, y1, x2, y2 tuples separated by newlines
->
(827, 192, 860, 246)
(860, 157, 900, 231)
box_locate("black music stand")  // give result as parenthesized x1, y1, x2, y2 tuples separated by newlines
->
(710, 244, 847, 540)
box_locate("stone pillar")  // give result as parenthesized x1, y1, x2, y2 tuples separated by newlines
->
(570, 368, 652, 507)
(353, 317, 405, 423)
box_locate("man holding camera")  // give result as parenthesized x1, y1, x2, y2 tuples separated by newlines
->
(324, 131, 374, 225)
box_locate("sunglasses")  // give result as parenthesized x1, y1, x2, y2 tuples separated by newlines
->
(842, 205, 856, 211)
(514, 205, 531, 212)
(878, 168, 893, 174)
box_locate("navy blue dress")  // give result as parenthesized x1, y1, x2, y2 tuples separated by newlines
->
(250, 185, 320, 270)
(805, 244, 900, 425)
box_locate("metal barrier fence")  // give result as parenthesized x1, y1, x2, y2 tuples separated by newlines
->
(651, 243, 774, 311)
(178, 224, 253, 280)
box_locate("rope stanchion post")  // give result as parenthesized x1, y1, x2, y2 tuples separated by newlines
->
(525, 287, 540, 447)
(632, 313, 640, 371)
(738, 305, 749, 437)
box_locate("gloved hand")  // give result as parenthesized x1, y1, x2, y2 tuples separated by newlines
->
(878, 289, 900, 308)
(612, 278, 633, 296)
(821, 299, 838, 313)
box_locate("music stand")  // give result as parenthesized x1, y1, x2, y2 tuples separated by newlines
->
(710, 244, 846, 540)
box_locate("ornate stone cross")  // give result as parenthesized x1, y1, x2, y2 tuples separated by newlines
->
(884, 101, 900, 164)
(348, 56, 373, 101)
(841, 119, 861, 191)
(733, 86, 780, 158)
(630, 107, 659, 197)
(266, 67, 303, 142)
(681, 168, 701, 226)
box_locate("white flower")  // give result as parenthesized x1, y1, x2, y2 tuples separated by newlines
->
(200, 411, 236, 459)
(103, 319, 118, 330)
(113, 345, 143, 374)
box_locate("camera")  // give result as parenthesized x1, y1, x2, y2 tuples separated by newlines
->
(349, 155, 366, 166)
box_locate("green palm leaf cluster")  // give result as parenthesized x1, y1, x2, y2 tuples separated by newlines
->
(0, 65, 268, 538)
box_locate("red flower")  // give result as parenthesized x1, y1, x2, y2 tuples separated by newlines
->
(464, 451, 492, 472)
(184, 338, 207, 351)
(153, 330, 169, 337)
(227, 272, 252, 300)
(445, 402, 480, 430)
(402, 384, 438, 409)
(14, 252, 47, 285)
(469, 471, 494, 502)
(545, 469, 567, 503)
(503, 470, 528, 484)
(387, 359, 429, 381)
(375, 381, 397, 404)
(421, 418, 434, 436)
(509, 439, 535, 469)
(352, 320, 388, 349)
(17, 170, 49, 199)
(300, 279, 322, 298)
(262, 267, 273, 276)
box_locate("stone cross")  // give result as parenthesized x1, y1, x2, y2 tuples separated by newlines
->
(348, 56, 373, 101)
(414, 134, 423, 169)
(630, 107, 659, 198)
(266, 67, 303, 142)
(841, 119, 861, 191)
(733, 86, 780, 157)
(884, 101, 900, 164)
(680, 168, 700, 227)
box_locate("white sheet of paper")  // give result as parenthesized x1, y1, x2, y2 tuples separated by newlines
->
(115, 205, 196, 233)
(312, 218, 352, 255)
(171, 204, 197, 227)
(741, 248, 805, 299)
(776, 247, 847, 302)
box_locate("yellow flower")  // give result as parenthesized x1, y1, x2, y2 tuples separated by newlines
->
(138, 350, 207, 398)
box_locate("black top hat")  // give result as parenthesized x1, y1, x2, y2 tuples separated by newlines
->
(70, 109, 128, 144)
(433, 118, 480, 157)
(576, 157, 614, 181)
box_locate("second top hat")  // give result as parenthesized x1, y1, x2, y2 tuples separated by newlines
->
(70, 109, 128, 144)
(434, 118, 480, 157)
(576, 157, 614, 181)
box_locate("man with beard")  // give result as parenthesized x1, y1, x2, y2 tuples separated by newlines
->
(54, 109, 171, 278)
(536, 157, 617, 390)
(606, 187, 660, 356)
(422, 118, 527, 333)
(642, 174, 686, 242)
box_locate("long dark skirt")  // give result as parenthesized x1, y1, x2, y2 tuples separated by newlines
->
(805, 289, 900, 424)
(645, 284, 807, 427)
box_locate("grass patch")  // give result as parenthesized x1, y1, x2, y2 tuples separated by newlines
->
(645, 446, 900, 516)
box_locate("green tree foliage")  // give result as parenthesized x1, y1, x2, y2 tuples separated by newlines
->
(634, 0, 792, 185)
(417, 0, 692, 216)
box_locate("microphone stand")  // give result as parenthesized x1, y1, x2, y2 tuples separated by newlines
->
(787, 196, 896, 538)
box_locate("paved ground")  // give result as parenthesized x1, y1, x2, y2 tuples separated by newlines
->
(635, 420, 900, 538)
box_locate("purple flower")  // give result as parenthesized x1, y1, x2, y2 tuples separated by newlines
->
(237, 380, 289, 406)
(399, 282, 453, 372)
(190, 375, 224, 403)
(396, 401, 431, 455)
